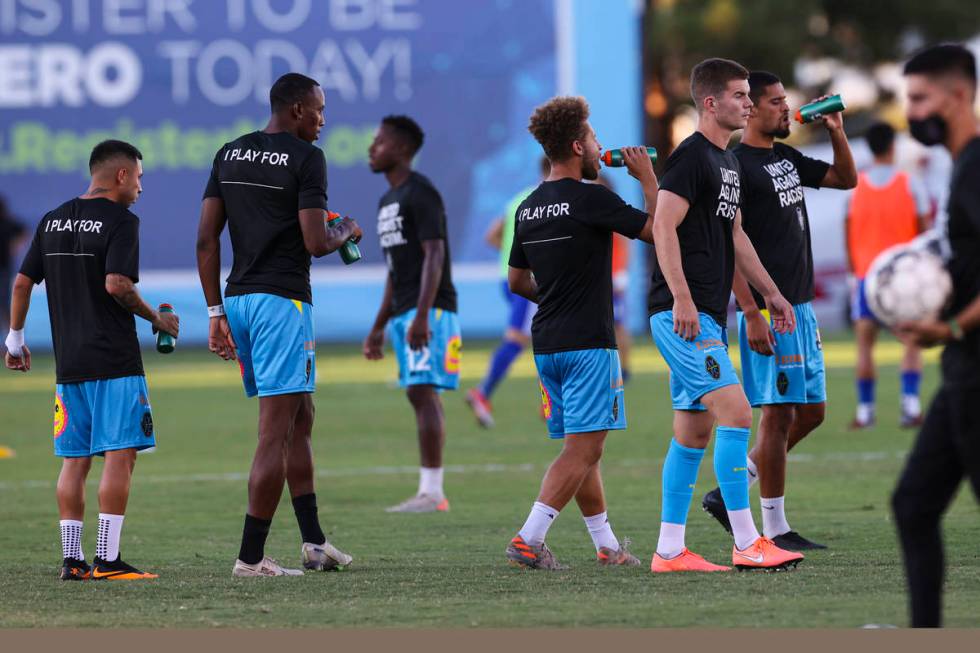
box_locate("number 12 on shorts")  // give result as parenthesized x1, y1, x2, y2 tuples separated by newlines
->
(407, 346, 432, 373)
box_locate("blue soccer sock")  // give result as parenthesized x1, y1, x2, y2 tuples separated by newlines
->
(857, 378, 875, 405)
(901, 370, 921, 398)
(479, 340, 523, 398)
(714, 426, 759, 550)
(657, 439, 705, 557)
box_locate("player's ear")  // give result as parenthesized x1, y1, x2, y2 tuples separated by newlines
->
(571, 140, 584, 157)
(116, 166, 127, 186)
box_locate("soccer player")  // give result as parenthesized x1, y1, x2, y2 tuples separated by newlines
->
(503, 96, 656, 569)
(846, 122, 933, 429)
(364, 115, 461, 513)
(647, 59, 803, 572)
(4, 140, 178, 581)
(700, 71, 857, 551)
(197, 73, 362, 577)
(465, 157, 550, 428)
(891, 43, 980, 628)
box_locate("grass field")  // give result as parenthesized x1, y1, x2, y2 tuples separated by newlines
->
(0, 338, 977, 628)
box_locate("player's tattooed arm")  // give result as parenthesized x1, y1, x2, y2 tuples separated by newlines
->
(507, 266, 537, 303)
(364, 276, 394, 360)
(299, 209, 362, 257)
(106, 273, 180, 338)
(732, 209, 795, 335)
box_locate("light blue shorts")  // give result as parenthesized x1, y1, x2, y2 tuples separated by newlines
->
(650, 311, 740, 411)
(390, 307, 462, 390)
(225, 293, 315, 398)
(54, 376, 155, 458)
(535, 348, 626, 439)
(738, 302, 826, 406)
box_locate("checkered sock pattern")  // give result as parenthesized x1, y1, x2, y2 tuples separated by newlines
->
(96, 514, 124, 562)
(60, 520, 83, 560)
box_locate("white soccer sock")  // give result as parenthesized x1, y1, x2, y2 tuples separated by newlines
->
(728, 508, 761, 551)
(655, 522, 686, 559)
(902, 395, 921, 417)
(582, 511, 619, 551)
(417, 467, 444, 499)
(96, 513, 124, 562)
(856, 403, 875, 424)
(746, 457, 759, 488)
(760, 495, 792, 538)
(60, 519, 84, 561)
(518, 501, 559, 546)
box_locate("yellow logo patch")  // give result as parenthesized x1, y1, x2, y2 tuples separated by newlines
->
(444, 335, 462, 374)
(291, 300, 303, 314)
(539, 381, 552, 420)
(53, 394, 67, 438)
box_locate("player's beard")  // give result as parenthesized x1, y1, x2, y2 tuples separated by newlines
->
(581, 153, 599, 180)
(767, 125, 791, 139)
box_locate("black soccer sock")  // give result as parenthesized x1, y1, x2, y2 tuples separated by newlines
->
(292, 493, 326, 546)
(239, 514, 272, 565)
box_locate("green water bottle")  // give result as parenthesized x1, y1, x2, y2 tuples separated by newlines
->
(327, 211, 361, 265)
(156, 303, 176, 354)
(601, 147, 658, 167)
(795, 94, 846, 124)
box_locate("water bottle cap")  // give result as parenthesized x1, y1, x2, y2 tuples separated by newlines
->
(159, 303, 173, 310)
(794, 109, 804, 124)
(601, 151, 611, 165)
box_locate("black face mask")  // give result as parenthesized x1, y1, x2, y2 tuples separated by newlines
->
(908, 114, 948, 146)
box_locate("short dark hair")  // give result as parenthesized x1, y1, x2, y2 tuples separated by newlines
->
(865, 122, 896, 156)
(904, 44, 977, 85)
(89, 140, 142, 174)
(382, 115, 425, 155)
(748, 70, 782, 106)
(270, 73, 320, 112)
(691, 58, 749, 109)
(528, 96, 590, 162)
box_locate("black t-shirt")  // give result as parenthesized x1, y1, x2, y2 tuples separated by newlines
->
(941, 136, 980, 379)
(509, 179, 648, 354)
(204, 131, 328, 304)
(648, 132, 742, 326)
(376, 172, 457, 316)
(733, 142, 829, 308)
(19, 198, 143, 384)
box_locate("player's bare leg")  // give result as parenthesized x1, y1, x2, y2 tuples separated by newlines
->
(387, 385, 448, 512)
(57, 457, 92, 580)
(91, 448, 157, 580)
(575, 464, 639, 566)
(852, 318, 878, 428)
(233, 394, 304, 577)
(507, 431, 607, 570)
(286, 394, 352, 570)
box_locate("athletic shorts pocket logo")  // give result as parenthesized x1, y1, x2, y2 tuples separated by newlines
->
(612, 396, 619, 421)
(539, 381, 552, 420)
(53, 394, 67, 438)
(705, 356, 721, 380)
(141, 412, 154, 437)
(777, 371, 789, 396)
(445, 335, 462, 374)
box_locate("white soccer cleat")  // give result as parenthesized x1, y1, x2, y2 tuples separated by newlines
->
(232, 556, 304, 577)
(301, 541, 353, 571)
(385, 493, 450, 513)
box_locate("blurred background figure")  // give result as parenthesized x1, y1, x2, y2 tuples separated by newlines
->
(845, 122, 933, 429)
(0, 195, 28, 336)
(466, 157, 550, 428)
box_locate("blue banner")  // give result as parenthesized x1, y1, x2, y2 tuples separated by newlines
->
(0, 0, 557, 269)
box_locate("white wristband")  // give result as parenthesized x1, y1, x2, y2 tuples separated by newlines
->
(5, 328, 24, 357)
(207, 304, 226, 318)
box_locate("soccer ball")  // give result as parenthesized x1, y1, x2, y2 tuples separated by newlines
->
(864, 243, 951, 327)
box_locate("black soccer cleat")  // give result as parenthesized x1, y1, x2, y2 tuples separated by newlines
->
(60, 557, 91, 581)
(701, 487, 732, 534)
(91, 556, 158, 580)
(771, 531, 828, 551)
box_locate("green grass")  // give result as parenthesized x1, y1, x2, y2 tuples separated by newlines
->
(0, 340, 977, 628)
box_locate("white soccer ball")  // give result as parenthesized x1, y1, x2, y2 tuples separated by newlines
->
(864, 243, 951, 327)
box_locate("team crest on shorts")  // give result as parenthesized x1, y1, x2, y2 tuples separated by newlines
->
(53, 394, 67, 438)
(539, 381, 553, 420)
(141, 412, 154, 437)
(777, 372, 789, 396)
(705, 356, 721, 380)
(445, 335, 462, 374)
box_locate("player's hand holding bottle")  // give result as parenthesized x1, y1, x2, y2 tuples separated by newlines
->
(621, 146, 658, 187)
(152, 308, 180, 339)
